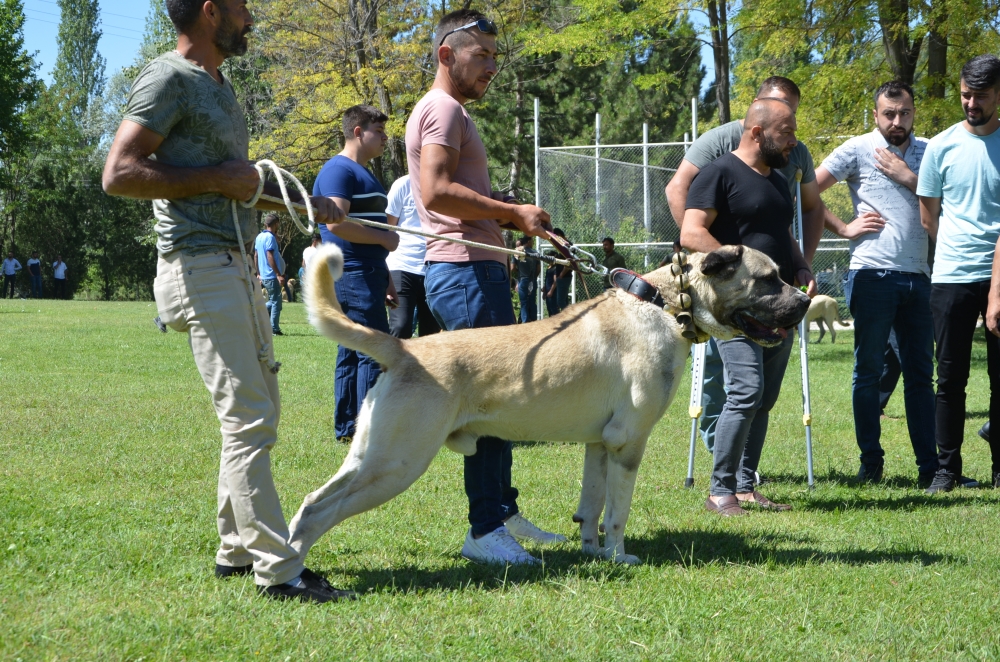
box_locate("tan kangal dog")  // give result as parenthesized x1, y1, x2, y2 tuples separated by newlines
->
(289, 244, 809, 564)
(805, 294, 849, 343)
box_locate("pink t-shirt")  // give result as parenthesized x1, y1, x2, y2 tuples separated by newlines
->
(405, 88, 504, 263)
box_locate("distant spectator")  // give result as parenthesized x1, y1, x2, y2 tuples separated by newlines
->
(385, 174, 439, 338)
(26, 252, 42, 298)
(512, 235, 540, 323)
(3, 251, 21, 298)
(545, 228, 571, 314)
(600, 237, 626, 289)
(255, 213, 286, 335)
(52, 256, 67, 299)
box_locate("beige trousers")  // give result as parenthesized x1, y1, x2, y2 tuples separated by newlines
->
(154, 249, 302, 586)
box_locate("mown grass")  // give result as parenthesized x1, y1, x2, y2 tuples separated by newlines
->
(2, 298, 999, 661)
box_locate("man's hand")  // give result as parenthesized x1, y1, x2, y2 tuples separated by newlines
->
(987, 293, 1000, 337)
(873, 148, 918, 192)
(508, 204, 552, 238)
(842, 211, 886, 239)
(385, 277, 399, 309)
(216, 159, 262, 202)
(795, 268, 818, 298)
(310, 196, 344, 225)
(277, 274, 286, 286)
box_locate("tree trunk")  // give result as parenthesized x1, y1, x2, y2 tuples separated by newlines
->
(926, 0, 948, 98)
(706, 0, 731, 124)
(508, 71, 525, 196)
(878, 0, 921, 85)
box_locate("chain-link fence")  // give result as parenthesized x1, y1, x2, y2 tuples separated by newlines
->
(534, 119, 853, 321)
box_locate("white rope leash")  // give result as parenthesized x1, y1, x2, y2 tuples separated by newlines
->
(230, 160, 317, 374)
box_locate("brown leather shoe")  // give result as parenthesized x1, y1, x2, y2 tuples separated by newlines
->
(739, 490, 792, 511)
(705, 495, 745, 516)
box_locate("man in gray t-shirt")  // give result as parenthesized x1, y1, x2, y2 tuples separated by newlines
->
(815, 81, 937, 486)
(102, 0, 346, 604)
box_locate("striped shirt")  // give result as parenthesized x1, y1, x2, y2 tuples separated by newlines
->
(313, 155, 390, 269)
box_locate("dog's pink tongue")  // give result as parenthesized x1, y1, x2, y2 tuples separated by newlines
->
(776, 327, 788, 339)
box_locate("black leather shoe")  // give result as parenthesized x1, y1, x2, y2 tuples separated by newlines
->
(259, 568, 357, 604)
(215, 563, 253, 579)
(856, 463, 884, 484)
(979, 422, 990, 443)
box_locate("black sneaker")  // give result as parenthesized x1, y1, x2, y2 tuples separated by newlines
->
(978, 422, 990, 443)
(918, 472, 936, 489)
(925, 471, 957, 494)
(258, 568, 357, 603)
(958, 475, 980, 488)
(856, 463, 884, 484)
(215, 563, 253, 579)
(273, 329, 284, 336)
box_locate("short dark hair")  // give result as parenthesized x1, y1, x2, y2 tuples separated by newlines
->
(434, 9, 489, 59)
(516, 235, 531, 247)
(166, 0, 205, 31)
(602, 237, 615, 245)
(961, 54, 1000, 91)
(263, 213, 279, 227)
(312, 234, 321, 243)
(552, 227, 566, 238)
(342, 104, 388, 140)
(757, 76, 801, 101)
(874, 80, 914, 108)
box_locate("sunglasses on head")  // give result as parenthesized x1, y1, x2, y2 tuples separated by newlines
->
(438, 19, 498, 47)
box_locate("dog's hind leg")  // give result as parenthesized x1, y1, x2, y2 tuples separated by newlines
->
(573, 443, 608, 557)
(815, 319, 826, 344)
(828, 315, 837, 343)
(600, 439, 647, 565)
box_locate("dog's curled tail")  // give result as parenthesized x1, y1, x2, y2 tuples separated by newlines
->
(306, 243, 405, 368)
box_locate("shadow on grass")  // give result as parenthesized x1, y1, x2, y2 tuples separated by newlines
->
(340, 528, 953, 595)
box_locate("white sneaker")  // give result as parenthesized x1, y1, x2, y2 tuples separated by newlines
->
(461, 526, 540, 565)
(504, 513, 568, 544)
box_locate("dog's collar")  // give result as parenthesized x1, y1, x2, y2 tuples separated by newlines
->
(612, 254, 710, 344)
(610, 269, 664, 308)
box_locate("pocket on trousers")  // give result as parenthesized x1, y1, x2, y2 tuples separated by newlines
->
(429, 282, 470, 330)
(153, 272, 188, 332)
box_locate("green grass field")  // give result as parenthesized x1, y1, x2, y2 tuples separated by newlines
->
(2, 299, 999, 661)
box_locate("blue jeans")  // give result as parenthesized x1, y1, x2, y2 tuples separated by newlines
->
(879, 328, 901, 411)
(517, 277, 537, 323)
(29, 274, 42, 298)
(845, 269, 936, 475)
(333, 266, 390, 439)
(262, 278, 282, 333)
(425, 260, 520, 536)
(711, 334, 794, 496)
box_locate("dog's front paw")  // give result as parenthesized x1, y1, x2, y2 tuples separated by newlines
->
(581, 542, 603, 557)
(613, 553, 642, 565)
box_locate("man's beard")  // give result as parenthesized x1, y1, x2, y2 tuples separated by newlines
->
(449, 64, 487, 100)
(965, 106, 996, 127)
(214, 15, 250, 57)
(760, 134, 789, 169)
(882, 128, 909, 146)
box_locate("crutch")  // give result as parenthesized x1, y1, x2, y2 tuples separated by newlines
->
(794, 169, 816, 489)
(685, 341, 707, 488)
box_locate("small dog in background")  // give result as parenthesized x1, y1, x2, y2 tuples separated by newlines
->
(805, 294, 849, 343)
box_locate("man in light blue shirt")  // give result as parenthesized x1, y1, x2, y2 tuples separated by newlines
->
(918, 55, 1000, 493)
(254, 213, 286, 335)
(815, 80, 938, 486)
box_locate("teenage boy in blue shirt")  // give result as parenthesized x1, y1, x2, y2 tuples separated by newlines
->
(313, 105, 399, 443)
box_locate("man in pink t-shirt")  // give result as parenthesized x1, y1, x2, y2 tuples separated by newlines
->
(405, 9, 565, 566)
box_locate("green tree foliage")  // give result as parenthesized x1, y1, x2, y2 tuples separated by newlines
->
(52, 0, 105, 122)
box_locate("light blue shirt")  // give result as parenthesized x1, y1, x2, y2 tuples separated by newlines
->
(254, 230, 283, 281)
(821, 129, 929, 275)
(916, 122, 1000, 283)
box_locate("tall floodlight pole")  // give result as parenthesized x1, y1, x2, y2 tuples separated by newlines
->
(534, 97, 543, 320)
(595, 113, 601, 222)
(643, 123, 650, 269)
(691, 98, 698, 141)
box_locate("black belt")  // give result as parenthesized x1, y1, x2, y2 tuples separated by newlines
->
(611, 269, 664, 308)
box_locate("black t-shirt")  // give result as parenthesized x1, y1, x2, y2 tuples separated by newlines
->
(686, 152, 796, 284)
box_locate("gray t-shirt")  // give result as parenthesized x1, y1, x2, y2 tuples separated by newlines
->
(123, 52, 254, 257)
(821, 130, 929, 275)
(683, 119, 816, 199)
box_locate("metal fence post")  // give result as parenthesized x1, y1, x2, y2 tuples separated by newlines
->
(595, 113, 601, 222)
(643, 123, 650, 269)
(691, 98, 698, 141)
(534, 97, 543, 320)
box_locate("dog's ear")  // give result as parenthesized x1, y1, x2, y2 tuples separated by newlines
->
(700, 245, 744, 276)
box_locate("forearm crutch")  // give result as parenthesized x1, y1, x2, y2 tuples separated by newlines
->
(685, 341, 707, 488)
(794, 170, 816, 489)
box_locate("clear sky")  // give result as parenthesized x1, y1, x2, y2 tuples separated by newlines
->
(22, 0, 151, 84)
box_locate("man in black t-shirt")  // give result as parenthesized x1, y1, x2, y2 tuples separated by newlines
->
(681, 98, 816, 517)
